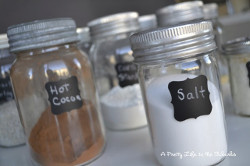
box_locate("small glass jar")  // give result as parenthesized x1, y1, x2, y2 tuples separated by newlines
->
(88, 12, 147, 130)
(77, 27, 91, 54)
(156, 1, 204, 27)
(130, 21, 227, 166)
(222, 37, 250, 116)
(138, 14, 157, 31)
(0, 34, 25, 147)
(7, 18, 105, 166)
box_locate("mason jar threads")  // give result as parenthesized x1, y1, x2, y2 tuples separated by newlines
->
(0, 34, 25, 147)
(156, 1, 204, 27)
(130, 21, 227, 166)
(77, 27, 91, 54)
(7, 18, 105, 166)
(222, 37, 250, 116)
(88, 12, 147, 130)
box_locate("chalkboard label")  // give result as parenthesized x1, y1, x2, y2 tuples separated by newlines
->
(45, 76, 83, 115)
(0, 76, 14, 102)
(115, 62, 138, 87)
(246, 62, 250, 86)
(168, 75, 212, 122)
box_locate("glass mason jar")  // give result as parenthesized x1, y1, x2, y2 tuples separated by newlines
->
(156, 1, 204, 27)
(7, 18, 105, 166)
(130, 21, 227, 166)
(0, 34, 25, 147)
(77, 27, 91, 54)
(88, 12, 147, 130)
(222, 37, 250, 116)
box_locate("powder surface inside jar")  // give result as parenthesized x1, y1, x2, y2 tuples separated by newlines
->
(100, 84, 147, 130)
(146, 74, 227, 166)
(0, 100, 25, 147)
(29, 101, 104, 166)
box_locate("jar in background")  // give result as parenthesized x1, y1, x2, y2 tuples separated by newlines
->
(88, 12, 147, 130)
(7, 18, 105, 166)
(130, 21, 227, 166)
(203, 3, 232, 112)
(222, 37, 250, 116)
(0, 34, 25, 147)
(138, 14, 157, 31)
(203, 3, 219, 26)
(156, 1, 204, 27)
(77, 27, 91, 54)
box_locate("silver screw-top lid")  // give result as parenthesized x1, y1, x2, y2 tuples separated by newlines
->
(222, 37, 250, 55)
(77, 27, 91, 43)
(139, 14, 157, 31)
(203, 3, 219, 20)
(156, 1, 204, 27)
(7, 18, 79, 53)
(0, 34, 9, 49)
(87, 12, 140, 40)
(130, 21, 216, 64)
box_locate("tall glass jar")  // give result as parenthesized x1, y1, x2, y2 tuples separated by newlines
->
(88, 12, 147, 130)
(156, 1, 204, 27)
(222, 37, 250, 116)
(0, 34, 25, 147)
(130, 21, 227, 166)
(7, 18, 105, 166)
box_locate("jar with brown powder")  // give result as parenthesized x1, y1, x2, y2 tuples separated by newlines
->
(7, 18, 105, 166)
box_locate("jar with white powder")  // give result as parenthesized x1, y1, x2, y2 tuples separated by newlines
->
(0, 34, 25, 147)
(88, 12, 147, 130)
(222, 37, 250, 116)
(130, 21, 227, 166)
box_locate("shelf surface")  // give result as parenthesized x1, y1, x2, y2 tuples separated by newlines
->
(0, 111, 250, 166)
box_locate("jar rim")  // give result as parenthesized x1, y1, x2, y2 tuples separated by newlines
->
(129, 21, 216, 64)
(222, 37, 250, 55)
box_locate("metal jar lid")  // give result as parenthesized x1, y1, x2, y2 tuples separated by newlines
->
(129, 21, 216, 64)
(138, 14, 157, 31)
(156, 1, 204, 27)
(87, 12, 140, 40)
(77, 27, 91, 43)
(7, 18, 79, 53)
(203, 3, 219, 20)
(222, 37, 250, 55)
(0, 34, 9, 49)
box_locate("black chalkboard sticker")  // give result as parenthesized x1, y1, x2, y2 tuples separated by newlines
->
(45, 76, 83, 115)
(115, 62, 138, 87)
(168, 75, 212, 122)
(0, 76, 14, 102)
(246, 62, 250, 86)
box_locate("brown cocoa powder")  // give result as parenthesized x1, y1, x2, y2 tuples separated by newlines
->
(29, 101, 104, 166)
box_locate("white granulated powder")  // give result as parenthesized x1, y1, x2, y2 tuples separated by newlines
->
(228, 57, 250, 115)
(0, 100, 25, 147)
(146, 74, 227, 166)
(101, 84, 147, 130)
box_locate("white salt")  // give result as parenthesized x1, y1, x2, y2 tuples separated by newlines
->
(0, 100, 26, 147)
(146, 74, 227, 166)
(101, 84, 147, 130)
